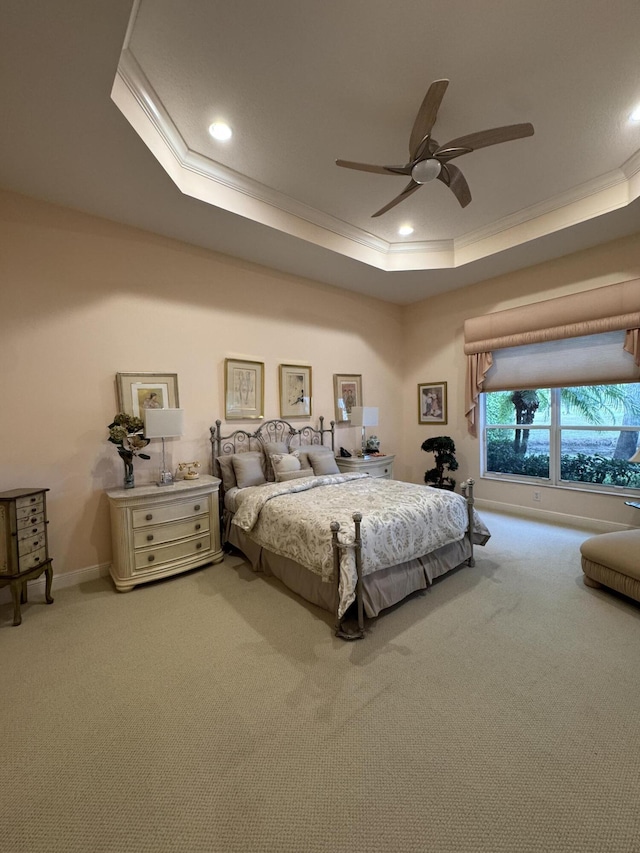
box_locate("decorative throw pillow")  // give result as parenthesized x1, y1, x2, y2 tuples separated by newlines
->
(295, 445, 333, 469)
(264, 442, 292, 480)
(271, 452, 302, 481)
(307, 450, 340, 476)
(277, 469, 313, 483)
(216, 455, 238, 491)
(231, 452, 267, 489)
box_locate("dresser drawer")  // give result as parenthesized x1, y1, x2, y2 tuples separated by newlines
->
(19, 532, 47, 555)
(15, 493, 44, 512)
(132, 499, 208, 529)
(133, 515, 210, 549)
(19, 547, 48, 572)
(361, 465, 392, 478)
(17, 520, 46, 541)
(16, 504, 45, 526)
(134, 534, 211, 572)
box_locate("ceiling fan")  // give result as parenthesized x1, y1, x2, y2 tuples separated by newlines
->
(336, 79, 534, 217)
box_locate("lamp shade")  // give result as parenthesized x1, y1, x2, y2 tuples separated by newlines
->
(144, 408, 184, 439)
(349, 406, 378, 428)
(629, 449, 640, 464)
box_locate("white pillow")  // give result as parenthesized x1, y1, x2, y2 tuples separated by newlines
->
(231, 452, 267, 489)
(271, 452, 302, 481)
(307, 451, 340, 476)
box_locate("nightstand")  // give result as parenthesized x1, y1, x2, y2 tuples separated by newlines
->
(0, 488, 54, 626)
(335, 454, 395, 479)
(107, 475, 224, 592)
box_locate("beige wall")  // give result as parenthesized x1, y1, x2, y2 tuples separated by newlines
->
(3, 188, 639, 584)
(0, 190, 403, 577)
(401, 232, 640, 528)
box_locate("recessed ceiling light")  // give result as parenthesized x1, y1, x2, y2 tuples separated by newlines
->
(630, 105, 640, 123)
(209, 122, 232, 141)
(398, 225, 414, 236)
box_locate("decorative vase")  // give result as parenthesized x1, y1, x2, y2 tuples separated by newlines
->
(118, 449, 135, 489)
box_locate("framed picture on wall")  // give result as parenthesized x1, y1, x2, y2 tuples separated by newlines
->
(225, 358, 264, 420)
(279, 364, 312, 418)
(333, 373, 362, 422)
(116, 372, 180, 417)
(418, 381, 447, 425)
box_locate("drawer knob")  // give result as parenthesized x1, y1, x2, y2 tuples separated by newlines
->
(30, 497, 37, 503)
(32, 527, 37, 533)
(194, 504, 201, 512)
(34, 556, 40, 562)
(146, 513, 153, 521)
(196, 542, 202, 549)
(195, 523, 201, 531)
(30, 516, 37, 523)
(147, 534, 154, 542)
(148, 554, 155, 562)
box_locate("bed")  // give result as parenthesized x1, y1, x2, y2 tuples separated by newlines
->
(210, 417, 490, 639)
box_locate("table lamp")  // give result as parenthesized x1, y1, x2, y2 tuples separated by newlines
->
(144, 408, 184, 486)
(350, 406, 379, 456)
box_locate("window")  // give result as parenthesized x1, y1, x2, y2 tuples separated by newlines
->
(482, 383, 640, 492)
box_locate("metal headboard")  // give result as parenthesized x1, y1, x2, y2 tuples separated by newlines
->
(210, 416, 335, 479)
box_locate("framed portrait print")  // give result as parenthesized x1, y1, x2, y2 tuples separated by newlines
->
(116, 373, 179, 417)
(279, 364, 312, 418)
(333, 373, 362, 422)
(418, 381, 447, 425)
(225, 358, 264, 420)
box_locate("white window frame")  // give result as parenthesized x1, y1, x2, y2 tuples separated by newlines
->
(480, 388, 640, 496)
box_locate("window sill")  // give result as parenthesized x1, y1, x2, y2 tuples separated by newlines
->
(481, 472, 640, 501)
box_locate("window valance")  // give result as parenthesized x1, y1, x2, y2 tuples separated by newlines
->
(464, 279, 640, 435)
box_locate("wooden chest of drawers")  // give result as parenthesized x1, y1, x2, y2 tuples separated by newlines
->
(0, 487, 54, 625)
(107, 475, 223, 591)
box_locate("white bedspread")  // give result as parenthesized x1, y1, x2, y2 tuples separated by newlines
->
(231, 474, 490, 618)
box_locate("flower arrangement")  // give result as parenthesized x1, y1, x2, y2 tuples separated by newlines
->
(108, 413, 151, 488)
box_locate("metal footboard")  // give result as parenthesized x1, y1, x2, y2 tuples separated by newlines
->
(331, 512, 365, 641)
(330, 479, 476, 641)
(460, 478, 476, 567)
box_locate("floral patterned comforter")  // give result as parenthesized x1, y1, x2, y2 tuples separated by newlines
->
(232, 474, 490, 618)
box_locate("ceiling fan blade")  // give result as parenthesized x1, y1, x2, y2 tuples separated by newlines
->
(438, 163, 472, 208)
(435, 123, 534, 159)
(336, 159, 410, 176)
(409, 79, 449, 161)
(372, 180, 420, 218)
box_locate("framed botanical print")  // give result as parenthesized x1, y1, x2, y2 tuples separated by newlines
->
(225, 358, 264, 420)
(333, 373, 362, 423)
(279, 364, 312, 418)
(418, 381, 447, 425)
(116, 373, 179, 418)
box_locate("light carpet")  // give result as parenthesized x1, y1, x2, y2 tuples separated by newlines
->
(2, 511, 640, 853)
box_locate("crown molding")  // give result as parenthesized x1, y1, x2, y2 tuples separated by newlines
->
(112, 48, 640, 273)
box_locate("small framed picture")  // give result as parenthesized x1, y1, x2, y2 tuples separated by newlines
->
(279, 364, 312, 419)
(333, 373, 362, 423)
(116, 373, 179, 417)
(418, 382, 447, 425)
(225, 358, 264, 420)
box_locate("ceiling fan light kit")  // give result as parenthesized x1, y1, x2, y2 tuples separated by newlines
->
(336, 78, 534, 217)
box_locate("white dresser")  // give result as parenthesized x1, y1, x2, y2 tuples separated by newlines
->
(335, 454, 395, 479)
(107, 475, 223, 592)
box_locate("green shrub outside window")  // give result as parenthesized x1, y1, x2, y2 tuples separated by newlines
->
(483, 384, 640, 492)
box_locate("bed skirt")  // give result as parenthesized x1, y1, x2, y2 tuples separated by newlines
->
(227, 521, 484, 618)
